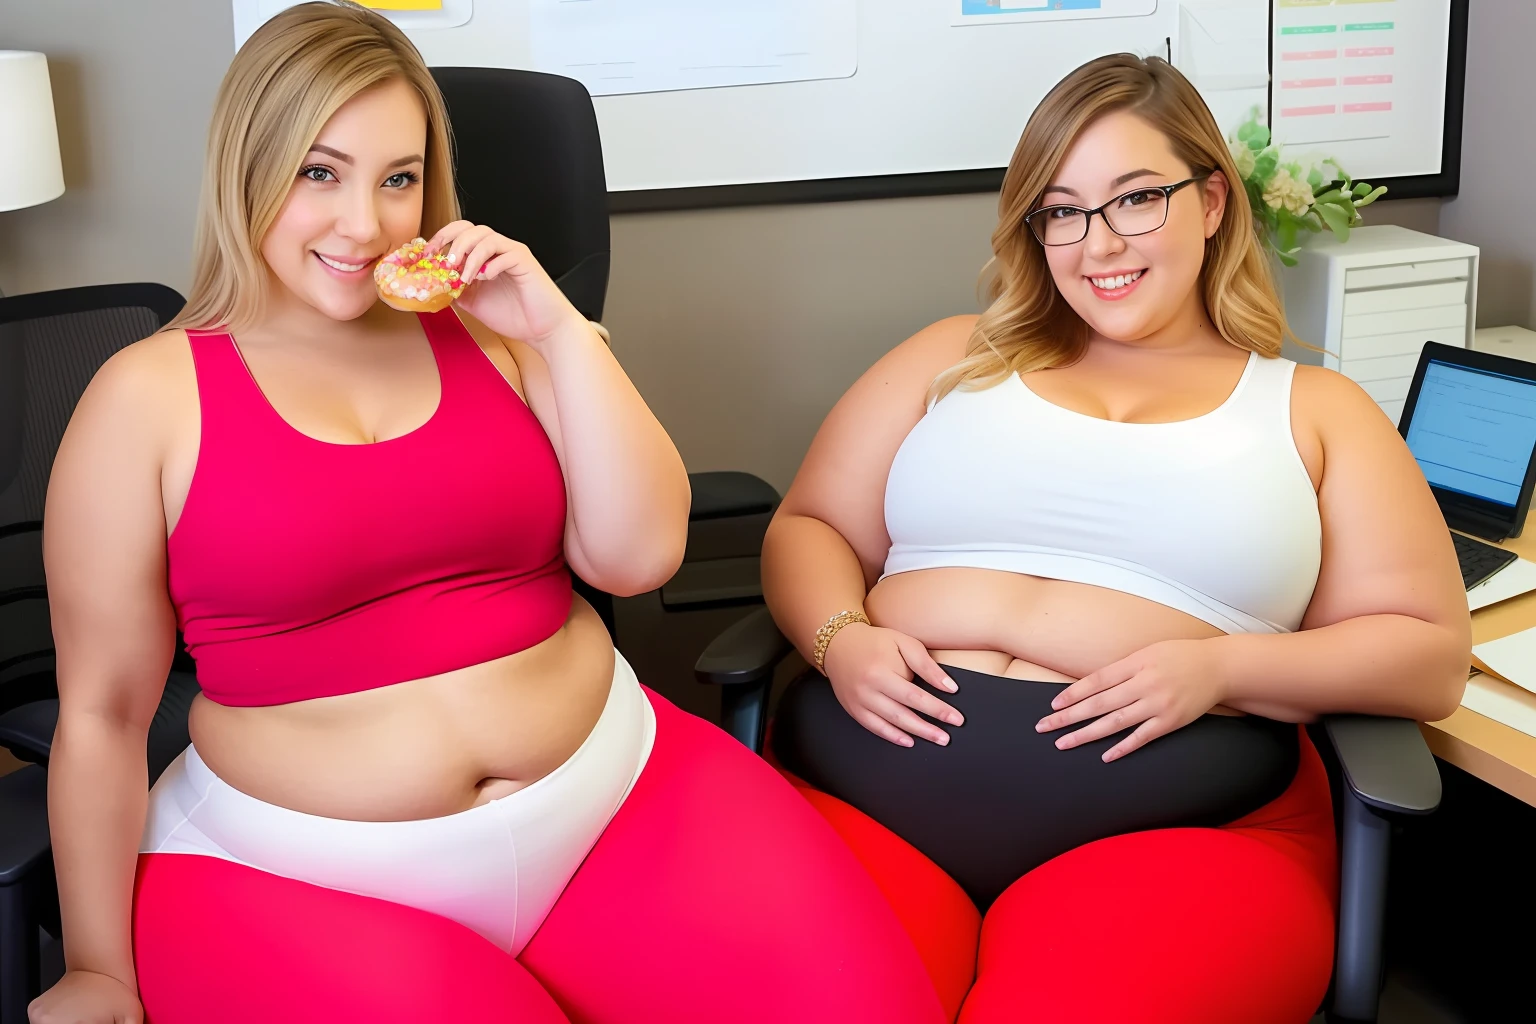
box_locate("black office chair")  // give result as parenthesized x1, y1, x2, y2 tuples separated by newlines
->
(431, 66, 781, 623)
(0, 284, 200, 1023)
(695, 607, 1443, 1023)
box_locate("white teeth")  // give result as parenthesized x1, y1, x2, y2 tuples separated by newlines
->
(318, 254, 369, 272)
(1090, 270, 1145, 290)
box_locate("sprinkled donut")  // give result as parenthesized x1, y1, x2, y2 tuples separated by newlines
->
(373, 237, 464, 313)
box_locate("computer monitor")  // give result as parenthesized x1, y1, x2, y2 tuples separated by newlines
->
(1398, 342, 1536, 541)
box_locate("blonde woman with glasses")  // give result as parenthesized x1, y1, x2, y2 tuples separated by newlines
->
(762, 54, 1469, 1023)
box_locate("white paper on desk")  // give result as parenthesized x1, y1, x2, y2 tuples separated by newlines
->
(1469, 557, 1536, 612)
(1460, 672, 1536, 741)
(1471, 626, 1536, 695)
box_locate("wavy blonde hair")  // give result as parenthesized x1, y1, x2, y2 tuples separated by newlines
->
(166, 1, 459, 332)
(930, 54, 1288, 403)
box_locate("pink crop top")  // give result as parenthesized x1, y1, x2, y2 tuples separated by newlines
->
(167, 309, 572, 707)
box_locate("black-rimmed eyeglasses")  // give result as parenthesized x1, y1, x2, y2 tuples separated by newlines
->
(1023, 174, 1211, 246)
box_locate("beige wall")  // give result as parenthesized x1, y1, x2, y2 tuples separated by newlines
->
(0, 0, 1463, 495)
(0, 0, 228, 298)
(1439, 0, 1536, 330)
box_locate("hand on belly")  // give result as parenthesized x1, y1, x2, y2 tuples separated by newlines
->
(1032, 637, 1233, 763)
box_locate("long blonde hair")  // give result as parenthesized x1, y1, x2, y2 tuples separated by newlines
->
(167, 1, 459, 332)
(930, 54, 1287, 403)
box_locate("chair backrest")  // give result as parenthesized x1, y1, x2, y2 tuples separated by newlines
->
(432, 67, 618, 636)
(0, 283, 185, 711)
(430, 67, 610, 322)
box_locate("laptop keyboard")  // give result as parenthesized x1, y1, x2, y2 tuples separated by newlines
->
(1454, 532, 1519, 590)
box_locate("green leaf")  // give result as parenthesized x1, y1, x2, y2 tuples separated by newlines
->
(1276, 217, 1300, 254)
(1306, 166, 1326, 191)
(1254, 149, 1279, 180)
(1354, 185, 1387, 207)
(1352, 182, 1372, 198)
(1316, 200, 1351, 240)
(1313, 187, 1344, 205)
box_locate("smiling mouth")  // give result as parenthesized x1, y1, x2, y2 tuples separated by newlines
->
(1088, 269, 1146, 290)
(315, 253, 374, 273)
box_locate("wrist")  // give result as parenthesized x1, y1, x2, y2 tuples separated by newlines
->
(813, 609, 870, 674)
(1200, 634, 1242, 706)
(533, 310, 601, 353)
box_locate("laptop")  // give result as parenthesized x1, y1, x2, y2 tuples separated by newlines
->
(1397, 342, 1536, 590)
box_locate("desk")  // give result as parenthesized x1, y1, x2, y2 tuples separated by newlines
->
(1422, 527, 1536, 806)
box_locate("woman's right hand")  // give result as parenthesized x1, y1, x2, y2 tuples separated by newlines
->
(822, 623, 964, 747)
(29, 970, 142, 1024)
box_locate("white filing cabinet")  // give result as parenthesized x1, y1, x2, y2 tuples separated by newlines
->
(1278, 225, 1480, 426)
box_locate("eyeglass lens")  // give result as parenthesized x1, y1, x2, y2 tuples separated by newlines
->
(1032, 187, 1171, 245)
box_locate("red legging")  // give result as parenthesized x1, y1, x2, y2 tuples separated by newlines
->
(132, 688, 947, 1024)
(787, 727, 1339, 1024)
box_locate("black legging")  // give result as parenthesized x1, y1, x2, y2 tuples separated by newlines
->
(772, 665, 1299, 908)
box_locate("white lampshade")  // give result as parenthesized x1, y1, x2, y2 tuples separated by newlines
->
(0, 51, 66, 213)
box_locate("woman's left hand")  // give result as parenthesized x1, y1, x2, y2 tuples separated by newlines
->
(425, 221, 586, 347)
(1035, 639, 1228, 763)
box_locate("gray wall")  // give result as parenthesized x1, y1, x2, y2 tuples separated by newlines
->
(0, 0, 1475, 493)
(1439, 0, 1536, 330)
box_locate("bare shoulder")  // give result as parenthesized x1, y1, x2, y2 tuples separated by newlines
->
(1289, 363, 1400, 442)
(868, 314, 977, 383)
(837, 314, 977, 415)
(75, 328, 197, 431)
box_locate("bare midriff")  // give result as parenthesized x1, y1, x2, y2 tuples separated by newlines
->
(187, 596, 615, 823)
(866, 567, 1239, 712)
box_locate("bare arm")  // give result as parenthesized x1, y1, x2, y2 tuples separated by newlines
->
(42, 341, 183, 997)
(760, 318, 973, 745)
(763, 316, 972, 656)
(504, 320, 690, 597)
(1216, 367, 1470, 723)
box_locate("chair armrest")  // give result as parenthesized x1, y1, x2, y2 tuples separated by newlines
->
(0, 671, 199, 780)
(0, 765, 50, 887)
(0, 699, 57, 767)
(687, 471, 780, 522)
(1323, 714, 1443, 1022)
(694, 607, 794, 688)
(1322, 714, 1441, 816)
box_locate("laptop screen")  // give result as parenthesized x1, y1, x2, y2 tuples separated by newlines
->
(1404, 359, 1536, 508)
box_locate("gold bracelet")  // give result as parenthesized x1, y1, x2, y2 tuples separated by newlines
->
(812, 609, 870, 673)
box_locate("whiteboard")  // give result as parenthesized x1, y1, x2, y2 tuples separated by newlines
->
(231, 1, 1451, 196)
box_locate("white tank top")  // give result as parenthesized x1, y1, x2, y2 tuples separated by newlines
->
(882, 352, 1322, 634)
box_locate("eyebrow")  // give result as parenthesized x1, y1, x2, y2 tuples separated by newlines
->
(1041, 168, 1164, 200)
(308, 144, 424, 169)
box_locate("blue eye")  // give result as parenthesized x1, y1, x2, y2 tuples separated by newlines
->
(384, 171, 420, 189)
(299, 165, 335, 183)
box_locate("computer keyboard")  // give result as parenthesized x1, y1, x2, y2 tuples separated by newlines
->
(1454, 532, 1519, 591)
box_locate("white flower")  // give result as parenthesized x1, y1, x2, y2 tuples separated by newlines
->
(1228, 141, 1256, 180)
(1263, 168, 1314, 215)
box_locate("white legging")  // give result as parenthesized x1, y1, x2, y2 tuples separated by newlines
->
(141, 651, 655, 955)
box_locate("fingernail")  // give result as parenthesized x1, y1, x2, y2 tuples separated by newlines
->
(948, 714, 964, 727)
(1056, 738, 1070, 750)
(1103, 751, 1118, 763)
(901, 737, 915, 748)
(1051, 698, 1064, 710)
(942, 677, 958, 692)
(935, 734, 949, 746)
(1035, 720, 1048, 732)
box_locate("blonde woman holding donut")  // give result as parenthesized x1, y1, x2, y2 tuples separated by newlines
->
(29, 4, 944, 1023)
